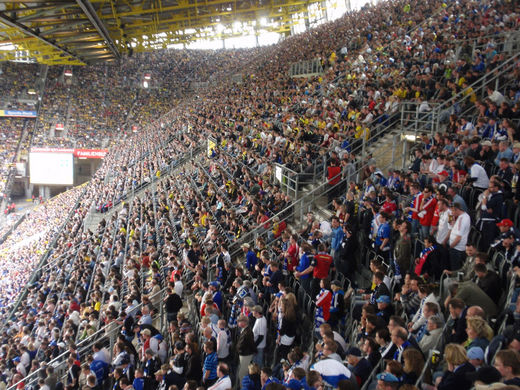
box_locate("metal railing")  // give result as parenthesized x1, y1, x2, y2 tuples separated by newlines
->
(289, 59, 324, 77)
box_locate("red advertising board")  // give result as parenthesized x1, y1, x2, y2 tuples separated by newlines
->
(31, 148, 108, 159)
(74, 149, 108, 158)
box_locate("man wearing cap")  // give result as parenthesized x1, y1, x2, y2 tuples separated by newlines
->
(346, 347, 372, 387)
(467, 346, 485, 370)
(236, 314, 256, 384)
(496, 218, 520, 242)
(376, 372, 400, 390)
(376, 295, 394, 323)
(252, 305, 267, 365)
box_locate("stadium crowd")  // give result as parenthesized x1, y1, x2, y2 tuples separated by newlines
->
(1, 0, 520, 390)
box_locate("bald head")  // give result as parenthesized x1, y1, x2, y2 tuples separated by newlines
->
(467, 306, 485, 319)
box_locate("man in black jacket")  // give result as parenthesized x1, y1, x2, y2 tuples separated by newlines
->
(164, 288, 183, 323)
(447, 298, 468, 344)
(236, 315, 256, 385)
(475, 263, 501, 302)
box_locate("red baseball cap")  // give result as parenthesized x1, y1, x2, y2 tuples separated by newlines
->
(438, 170, 449, 176)
(497, 219, 514, 227)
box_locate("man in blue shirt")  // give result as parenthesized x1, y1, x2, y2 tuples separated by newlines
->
(375, 212, 391, 261)
(330, 217, 344, 271)
(242, 243, 257, 271)
(203, 341, 218, 387)
(294, 243, 312, 295)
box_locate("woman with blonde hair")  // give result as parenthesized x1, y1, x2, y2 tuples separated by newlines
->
(437, 343, 475, 390)
(464, 316, 491, 350)
(241, 362, 261, 390)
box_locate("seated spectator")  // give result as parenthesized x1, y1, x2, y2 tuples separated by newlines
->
(437, 344, 475, 390)
(464, 316, 492, 351)
(494, 349, 520, 386)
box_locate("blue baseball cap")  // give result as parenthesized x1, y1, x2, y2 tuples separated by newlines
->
(376, 295, 391, 304)
(377, 373, 400, 383)
(467, 347, 484, 360)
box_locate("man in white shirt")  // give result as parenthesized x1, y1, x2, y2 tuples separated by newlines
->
(208, 363, 232, 390)
(434, 198, 452, 246)
(173, 273, 183, 297)
(448, 203, 471, 271)
(216, 319, 231, 362)
(464, 156, 489, 189)
(252, 305, 267, 365)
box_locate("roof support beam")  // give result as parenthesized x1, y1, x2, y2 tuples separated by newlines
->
(75, 0, 120, 58)
(0, 11, 84, 63)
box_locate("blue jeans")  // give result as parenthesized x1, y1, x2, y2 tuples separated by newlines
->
(253, 348, 264, 366)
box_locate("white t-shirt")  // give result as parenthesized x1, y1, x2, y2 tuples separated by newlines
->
(174, 280, 184, 297)
(217, 329, 230, 359)
(449, 212, 471, 251)
(253, 316, 267, 349)
(470, 163, 489, 189)
(436, 209, 452, 244)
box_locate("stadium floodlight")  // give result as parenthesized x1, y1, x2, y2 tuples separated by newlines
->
(216, 23, 225, 33)
(259, 17, 268, 26)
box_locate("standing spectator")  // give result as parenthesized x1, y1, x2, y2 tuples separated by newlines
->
(329, 280, 345, 329)
(374, 213, 391, 262)
(164, 288, 182, 323)
(236, 315, 256, 385)
(448, 203, 471, 271)
(315, 277, 333, 332)
(310, 243, 333, 297)
(294, 243, 313, 295)
(330, 217, 345, 269)
(216, 319, 231, 363)
(252, 306, 267, 366)
(478, 177, 504, 249)
(327, 159, 342, 204)
(202, 341, 218, 387)
(393, 220, 412, 277)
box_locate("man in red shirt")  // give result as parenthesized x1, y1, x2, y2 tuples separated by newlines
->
(327, 158, 342, 205)
(311, 244, 333, 297)
(418, 185, 437, 239)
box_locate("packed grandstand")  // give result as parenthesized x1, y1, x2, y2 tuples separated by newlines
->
(0, 0, 519, 389)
